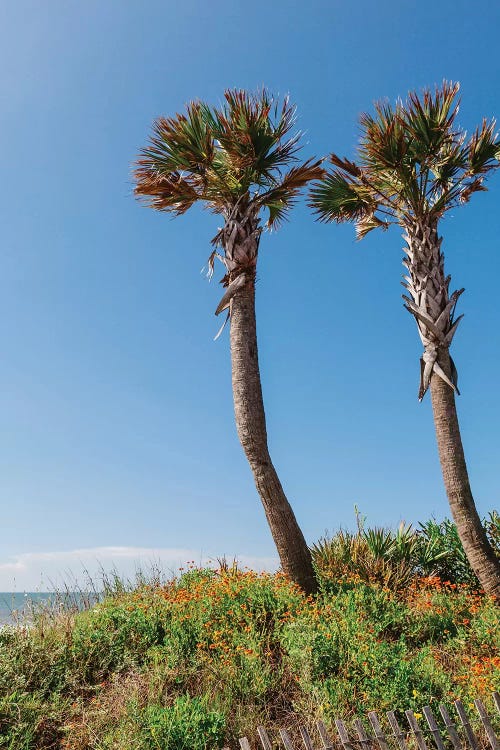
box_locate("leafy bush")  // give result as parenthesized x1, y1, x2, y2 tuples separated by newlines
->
(280, 583, 456, 716)
(131, 695, 225, 750)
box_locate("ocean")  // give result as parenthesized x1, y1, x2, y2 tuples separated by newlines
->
(0, 592, 99, 626)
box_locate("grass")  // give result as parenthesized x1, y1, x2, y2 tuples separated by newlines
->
(0, 519, 499, 749)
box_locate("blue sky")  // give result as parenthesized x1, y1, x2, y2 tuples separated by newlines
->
(1, 0, 499, 589)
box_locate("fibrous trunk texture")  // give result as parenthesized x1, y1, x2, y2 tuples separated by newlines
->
(212, 201, 317, 595)
(402, 220, 462, 401)
(403, 219, 500, 596)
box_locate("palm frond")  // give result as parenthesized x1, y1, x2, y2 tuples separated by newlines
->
(467, 118, 500, 174)
(257, 159, 324, 228)
(357, 101, 422, 214)
(329, 153, 362, 177)
(359, 101, 409, 171)
(134, 102, 216, 210)
(355, 212, 389, 240)
(458, 177, 488, 204)
(309, 170, 374, 223)
(134, 169, 202, 214)
(404, 81, 460, 159)
(429, 140, 468, 188)
(140, 103, 214, 176)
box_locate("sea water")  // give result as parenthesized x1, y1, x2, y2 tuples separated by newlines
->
(0, 592, 98, 626)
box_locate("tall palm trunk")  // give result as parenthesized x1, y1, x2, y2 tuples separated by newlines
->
(403, 220, 500, 596)
(430, 350, 500, 595)
(213, 201, 317, 595)
(229, 280, 317, 594)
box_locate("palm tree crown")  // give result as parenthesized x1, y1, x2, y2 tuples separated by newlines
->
(310, 81, 499, 238)
(135, 90, 322, 315)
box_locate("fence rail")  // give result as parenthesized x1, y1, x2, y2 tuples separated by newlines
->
(229, 692, 500, 750)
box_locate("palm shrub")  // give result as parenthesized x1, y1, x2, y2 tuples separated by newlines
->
(312, 522, 441, 589)
(312, 529, 417, 590)
(485, 511, 500, 555)
(313, 515, 500, 589)
(310, 82, 500, 595)
(134, 90, 323, 593)
(420, 514, 500, 586)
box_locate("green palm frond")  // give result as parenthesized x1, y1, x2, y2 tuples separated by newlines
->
(359, 102, 408, 170)
(134, 89, 318, 225)
(257, 159, 324, 228)
(141, 103, 214, 176)
(134, 103, 216, 213)
(429, 141, 468, 187)
(309, 171, 374, 223)
(404, 81, 460, 159)
(357, 102, 421, 214)
(467, 118, 499, 174)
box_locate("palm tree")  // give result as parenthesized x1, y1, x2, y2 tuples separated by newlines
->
(134, 90, 322, 594)
(310, 82, 500, 596)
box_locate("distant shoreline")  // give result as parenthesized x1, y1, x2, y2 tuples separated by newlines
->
(0, 591, 100, 627)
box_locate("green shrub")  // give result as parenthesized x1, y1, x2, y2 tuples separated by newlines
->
(281, 584, 455, 716)
(132, 695, 226, 750)
(0, 691, 64, 750)
(69, 596, 168, 683)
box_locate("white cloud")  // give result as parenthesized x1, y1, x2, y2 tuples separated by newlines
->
(0, 546, 279, 591)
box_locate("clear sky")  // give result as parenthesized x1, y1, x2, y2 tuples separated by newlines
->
(1, 0, 499, 590)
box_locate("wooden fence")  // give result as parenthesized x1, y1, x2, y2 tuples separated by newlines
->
(231, 692, 499, 750)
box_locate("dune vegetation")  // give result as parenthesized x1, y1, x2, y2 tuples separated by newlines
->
(0, 516, 498, 750)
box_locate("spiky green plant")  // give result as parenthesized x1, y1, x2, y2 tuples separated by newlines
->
(134, 90, 323, 594)
(310, 82, 500, 595)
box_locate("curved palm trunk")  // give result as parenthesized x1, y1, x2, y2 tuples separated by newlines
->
(430, 350, 500, 595)
(228, 280, 317, 594)
(403, 220, 500, 596)
(213, 202, 317, 595)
